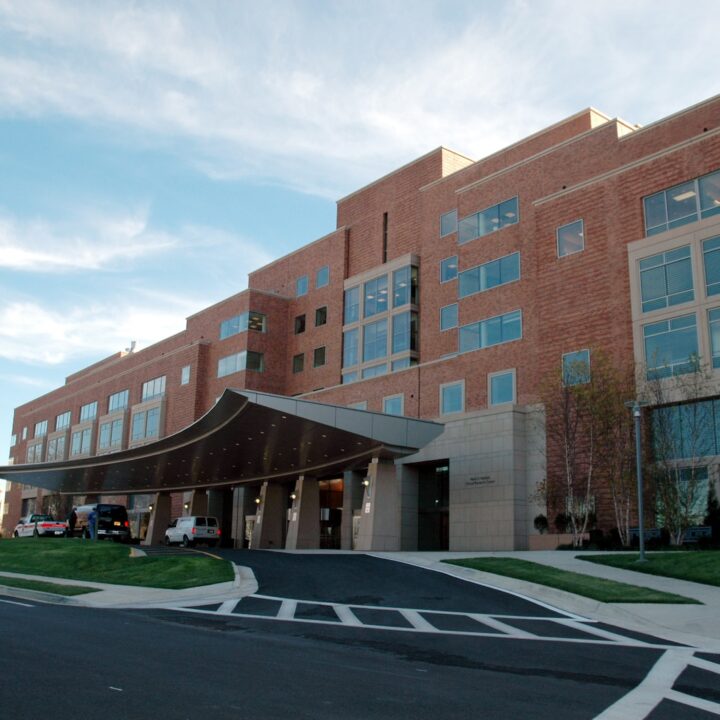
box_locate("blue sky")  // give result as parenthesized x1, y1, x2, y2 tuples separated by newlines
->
(1, 0, 719, 471)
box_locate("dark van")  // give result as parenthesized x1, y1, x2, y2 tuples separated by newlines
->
(73, 503, 131, 542)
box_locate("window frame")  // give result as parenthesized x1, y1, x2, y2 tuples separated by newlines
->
(296, 275, 309, 297)
(440, 380, 465, 416)
(440, 209, 458, 237)
(488, 369, 516, 406)
(108, 389, 129, 414)
(382, 393, 404, 416)
(316, 265, 329, 289)
(292, 353, 305, 374)
(440, 256, 458, 283)
(556, 219, 585, 258)
(440, 303, 458, 331)
(562, 349, 591, 386)
(313, 346, 326, 368)
(180, 365, 191, 386)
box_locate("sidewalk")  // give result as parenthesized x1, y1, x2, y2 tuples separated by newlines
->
(372, 550, 720, 651)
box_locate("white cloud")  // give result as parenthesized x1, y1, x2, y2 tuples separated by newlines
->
(1, 1, 718, 197)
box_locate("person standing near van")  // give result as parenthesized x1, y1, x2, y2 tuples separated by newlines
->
(87, 507, 97, 540)
(67, 507, 77, 538)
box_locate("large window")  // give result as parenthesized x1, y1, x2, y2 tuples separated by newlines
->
(296, 275, 308, 297)
(489, 370, 515, 405)
(644, 169, 720, 236)
(703, 236, 720, 297)
(440, 209, 458, 237)
(344, 286, 360, 324)
(639, 246, 693, 313)
(709, 308, 720, 368)
(220, 311, 266, 339)
(363, 319, 387, 362)
(217, 351, 264, 377)
(459, 252, 520, 298)
(343, 328, 359, 368)
(316, 265, 329, 288)
(392, 311, 417, 354)
(459, 310, 522, 353)
(440, 381, 464, 415)
(362, 363, 387, 379)
(181, 365, 191, 385)
(562, 349, 591, 386)
(383, 394, 404, 416)
(79, 401, 98, 422)
(392, 266, 417, 308)
(46, 436, 66, 462)
(108, 389, 129, 413)
(458, 196, 519, 244)
(440, 303, 458, 331)
(440, 256, 458, 282)
(99, 419, 123, 450)
(141, 376, 166, 402)
(643, 314, 699, 379)
(71, 428, 92, 456)
(27, 443, 43, 463)
(34, 420, 48, 438)
(364, 275, 388, 317)
(131, 408, 160, 442)
(557, 220, 584, 257)
(55, 411, 71, 431)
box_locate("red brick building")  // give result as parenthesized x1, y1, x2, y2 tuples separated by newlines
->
(3, 95, 720, 550)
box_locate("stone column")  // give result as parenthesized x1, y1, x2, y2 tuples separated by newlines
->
(399, 464, 420, 550)
(341, 470, 365, 550)
(188, 489, 208, 516)
(142, 492, 171, 546)
(230, 486, 247, 549)
(285, 475, 319, 549)
(250, 482, 285, 549)
(354, 458, 401, 551)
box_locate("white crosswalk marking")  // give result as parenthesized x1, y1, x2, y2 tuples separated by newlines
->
(398, 609, 438, 632)
(277, 599, 297, 619)
(334, 605, 362, 626)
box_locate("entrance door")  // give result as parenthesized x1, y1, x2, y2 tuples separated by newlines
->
(418, 463, 449, 550)
(319, 478, 343, 549)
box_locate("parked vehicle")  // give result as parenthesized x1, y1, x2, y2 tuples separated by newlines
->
(72, 504, 131, 542)
(164, 516, 220, 547)
(13, 514, 67, 538)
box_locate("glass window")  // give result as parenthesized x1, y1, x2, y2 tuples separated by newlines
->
(248, 312, 266, 332)
(34, 420, 48, 438)
(709, 308, 720, 369)
(292, 354, 304, 373)
(458, 197, 518, 245)
(79, 401, 98, 422)
(316, 265, 329, 288)
(71, 428, 91, 455)
(383, 395, 404, 416)
(180, 365, 191, 385)
(557, 220, 584, 257)
(393, 266, 415, 307)
(131, 408, 160, 442)
(391, 357, 416, 371)
(362, 363, 387, 379)
(219, 311, 267, 339)
(99, 419, 123, 450)
(643, 314, 699, 379)
(342, 371, 358, 384)
(364, 275, 388, 317)
(296, 275, 308, 297)
(440, 209, 458, 237)
(348, 401, 367, 410)
(440, 256, 458, 282)
(392, 311, 417, 354)
(490, 370, 515, 405)
(440, 303, 458, 331)
(217, 351, 264, 377)
(47, 435, 65, 462)
(699, 170, 720, 219)
(22, 427, 27, 440)
(459, 310, 522, 353)
(344, 286, 360, 324)
(639, 246, 693, 312)
(562, 350, 591, 386)
(313, 346, 326, 367)
(10, 434, 16, 447)
(441, 382, 464, 415)
(315, 306, 327, 326)
(141, 376, 166, 402)
(55, 411, 71, 431)
(459, 252, 520, 298)
(294, 314, 306, 334)
(363, 318, 388, 362)
(108, 389, 129, 413)
(703, 236, 720, 297)
(343, 328, 359, 368)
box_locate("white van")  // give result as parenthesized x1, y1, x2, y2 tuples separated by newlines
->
(164, 516, 220, 547)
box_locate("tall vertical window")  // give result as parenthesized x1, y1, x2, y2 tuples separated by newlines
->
(392, 311, 417, 354)
(393, 266, 417, 307)
(55, 411, 71, 431)
(364, 275, 388, 317)
(296, 275, 308, 296)
(99, 419, 123, 450)
(562, 350, 591, 386)
(316, 265, 329, 288)
(180, 365, 191, 385)
(141, 376, 166, 402)
(34, 420, 48, 438)
(71, 428, 92, 455)
(459, 310, 522, 353)
(46, 436, 66, 462)
(108, 389, 129, 413)
(10, 434, 17, 447)
(709, 308, 720, 369)
(440, 256, 458, 282)
(292, 354, 304, 373)
(557, 220, 584, 257)
(79, 401, 98, 422)
(363, 319, 388, 362)
(313, 346, 326, 367)
(440, 381, 464, 415)
(639, 246, 693, 313)
(294, 314, 306, 334)
(344, 286, 360, 324)
(440, 209, 458, 237)
(489, 370, 515, 405)
(131, 407, 160, 441)
(703, 236, 720, 297)
(315, 306, 327, 326)
(343, 328, 359, 368)
(440, 304, 458, 331)
(643, 314, 699, 379)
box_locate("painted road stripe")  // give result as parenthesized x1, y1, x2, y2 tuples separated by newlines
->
(470, 614, 535, 638)
(399, 609, 439, 632)
(334, 605, 363, 626)
(665, 689, 720, 715)
(218, 599, 240, 614)
(0, 598, 34, 607)
(688, 656, 720, 674)
(277, 599, 297, 620)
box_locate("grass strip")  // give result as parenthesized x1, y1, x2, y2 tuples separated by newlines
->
(0, 575, 99, 596)
(443, 557, 699, 604)
(0, 538, 234, 589)
(580, 551, 720, 587)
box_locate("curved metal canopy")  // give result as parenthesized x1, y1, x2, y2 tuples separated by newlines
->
(0, 390, 444, 495)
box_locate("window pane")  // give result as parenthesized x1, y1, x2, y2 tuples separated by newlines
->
(704, 237, 720, 297)
(315, 306, 327, 326)
(458, 214, 479, 244)
(440, 256, 458, 282)
(490, 372, 515, 405)
(296, 275, 308, 296)
(293, 354, 304, 373)
(362, 363, 387, 379)
(563, 350, 590, 385)
(316, 265, 329, 288)
(440, 209, 458, 237)
(497, 197, 519, 228)
(392, 312, 410, 353)
(700, 170, 720, 218)
(441, 383, 463, 414)
(344, 287, 360, 324)
(644, 192, 667, 234)
(557, 220, 584, 257)
(145, 408, 159, 438)
(294, 314, 306, 334)
(313, 346, 326, 367)
(246, 351, 264, 372)
(363, 319, 387, 361)
(383, 396, 403, 416)
(644, 314, 698, 379)
(440, 304, 458, 330)
(393, 266, 411, 307)
(364, 275, 388, 317)
(458, 253, 519, 298)
(639, 247, 693, 312)
(343, 328, 359, 367)
(666, 181, 698, 228)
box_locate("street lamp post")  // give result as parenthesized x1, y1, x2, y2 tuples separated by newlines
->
(626, 400, 648, 562)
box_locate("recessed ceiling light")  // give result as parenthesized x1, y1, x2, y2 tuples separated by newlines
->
(673, 191, 696, 202)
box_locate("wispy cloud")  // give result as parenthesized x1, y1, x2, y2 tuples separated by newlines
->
(1, 1, 718, 197)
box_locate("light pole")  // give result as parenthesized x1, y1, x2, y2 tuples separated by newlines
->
(626, 400, 648, 562)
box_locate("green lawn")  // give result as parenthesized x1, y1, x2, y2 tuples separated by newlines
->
(580, 551, 720, 587)
(0, 538, 234, 589)
(0, 575, 99, 596)
(443, 557, 699, 604)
